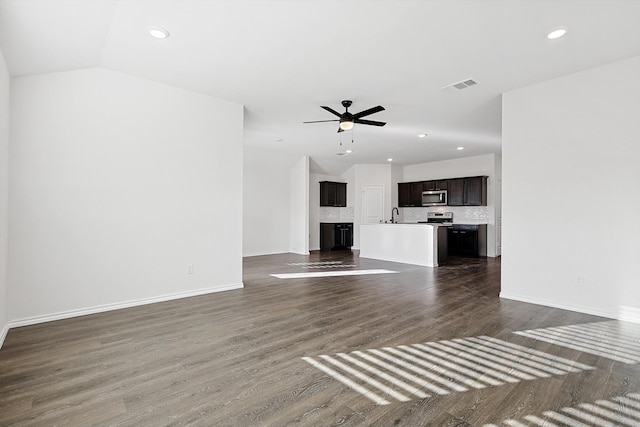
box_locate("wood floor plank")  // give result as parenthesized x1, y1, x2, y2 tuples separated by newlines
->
(1, 252, 639, 426)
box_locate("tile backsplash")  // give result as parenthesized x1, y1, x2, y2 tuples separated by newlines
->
(319, 206, 487, 224)
(401, 206, 489, 224)
(319, 206, 355, 222)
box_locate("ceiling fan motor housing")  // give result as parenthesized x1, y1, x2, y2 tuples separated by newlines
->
(340, 100, 354, 126)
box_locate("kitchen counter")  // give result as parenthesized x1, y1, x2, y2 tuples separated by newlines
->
(359, 223, 448, 267)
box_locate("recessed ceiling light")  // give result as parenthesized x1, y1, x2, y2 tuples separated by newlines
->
(418, 134, 427, 138)
(148, 26, 170, 39)
(457, 146, 464, 150)
(547, 27, 567, 40)
(387, 158, 393, 162)
(346, 149, 352, 154)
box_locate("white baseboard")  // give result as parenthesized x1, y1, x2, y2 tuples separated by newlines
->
(0, 322, 9, 349)
(6, 283, 244, 331)
(243, 250, 289, 257)
(499, 292, 640, 324)
(243, 250, 312, 258)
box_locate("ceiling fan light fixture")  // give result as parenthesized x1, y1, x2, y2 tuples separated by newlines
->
(339, 120, 354, 131)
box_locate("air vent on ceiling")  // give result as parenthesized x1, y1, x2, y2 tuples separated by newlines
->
(442, 78, 478, 92)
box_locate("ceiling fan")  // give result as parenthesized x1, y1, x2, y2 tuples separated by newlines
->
(303, 100, 386, 133)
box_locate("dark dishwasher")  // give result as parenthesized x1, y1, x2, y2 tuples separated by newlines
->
(448, 224, 487, 257)
(320, 222, 353, 250)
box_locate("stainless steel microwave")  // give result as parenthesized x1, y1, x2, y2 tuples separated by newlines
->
(422, 190, 447, 206)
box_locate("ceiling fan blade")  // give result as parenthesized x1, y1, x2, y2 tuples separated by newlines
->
(354, 118, 386, 127)
(321, 106, 343, 117)
(337, 126, 345, 133)
(352, 105, 385, 119)
(303, 119, 340, 124)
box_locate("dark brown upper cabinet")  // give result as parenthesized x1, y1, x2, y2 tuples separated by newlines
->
(320, 181, 347, 207)
(423, 180, 449, 191)
(398, 182, 424, 207)
(410, 182, 424, 206)
(398, 176, 487, 207)
(398, 182, 411, 207)
(447, 179, 465, 206)
(448, 176, 487, 206)
(463, 176, 487, 206)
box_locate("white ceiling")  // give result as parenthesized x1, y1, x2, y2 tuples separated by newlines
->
(1, 0, 639, 175)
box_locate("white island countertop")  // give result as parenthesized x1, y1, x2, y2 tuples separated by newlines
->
(359, 223, 448, 267)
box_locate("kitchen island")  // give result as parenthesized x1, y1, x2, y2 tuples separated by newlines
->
(359, 223, 449, 267)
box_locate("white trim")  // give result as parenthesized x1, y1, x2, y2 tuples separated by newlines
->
(0, 323, 9, 349)
(243, 250, 310, 258)
(290, 251, 311, 255)
(499, 292, 640, 324)
(243, 250, 291, 258)
(7, 283, 244, 330)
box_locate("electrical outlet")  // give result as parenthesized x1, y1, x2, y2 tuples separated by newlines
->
(186, 264, 194, 275)
(576, 275, 584, 287)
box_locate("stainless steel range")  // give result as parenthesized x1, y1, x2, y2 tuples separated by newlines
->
(424, 211, 453, 225)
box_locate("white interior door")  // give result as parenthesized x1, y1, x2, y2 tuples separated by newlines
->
(362, 185, 384, 224)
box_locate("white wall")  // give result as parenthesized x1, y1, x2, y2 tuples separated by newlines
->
(390, 164, 403, 214)
(495, 154, 502, 256)
(0, 49, 9, 344)
(309, 173, 328, 252)
(502, 56, 640, 323)
(242, 147, 307, 256)
(403, 154, 497, 182)
(400, 153, 501, 257)
(8, 68, 244, 325)
(290, 156, 309, 255)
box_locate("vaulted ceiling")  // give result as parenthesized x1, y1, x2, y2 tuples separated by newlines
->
(1, 0, 639, 174)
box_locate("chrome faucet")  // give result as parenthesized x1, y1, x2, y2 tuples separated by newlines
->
(391, 207, 399, 223)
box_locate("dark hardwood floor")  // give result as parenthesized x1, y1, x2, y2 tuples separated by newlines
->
(1, 251, 639, 426)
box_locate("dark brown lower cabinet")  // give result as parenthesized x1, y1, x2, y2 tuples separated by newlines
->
(320, 223, 353, 250)
(448, 224, 487, 257)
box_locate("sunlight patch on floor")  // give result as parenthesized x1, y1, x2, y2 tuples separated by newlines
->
(302, 336, 593, 405)
(513, 320, 640, 364)
(486, 393, 640, 427)
(285, 261, 357, 269)
(271, 269, 397, 279)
